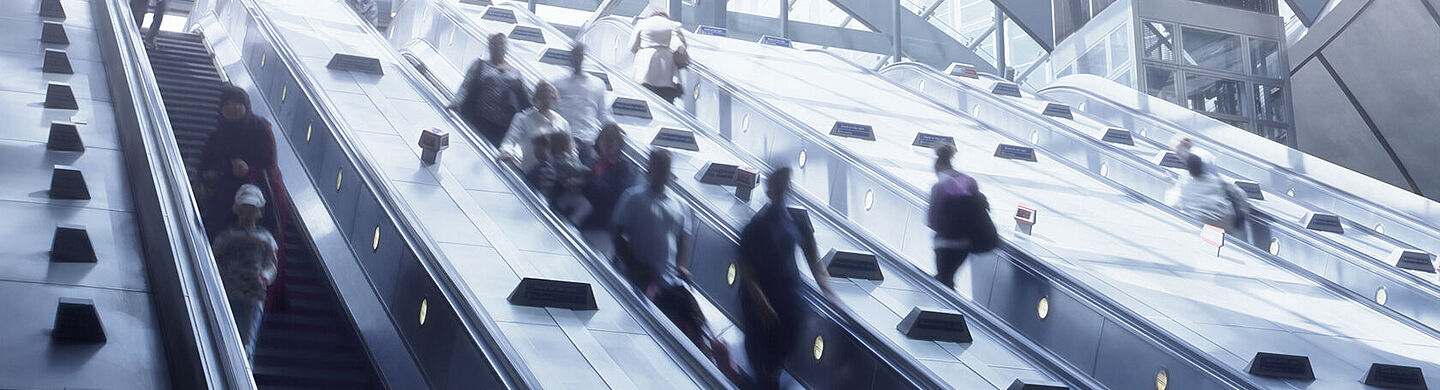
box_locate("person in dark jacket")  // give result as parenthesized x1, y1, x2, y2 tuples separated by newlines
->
(198, 85, 289, 309)
(581, 124, 636, 230)
(927, 144, 997, 288)
(130, 0, 167, 48)
(454, 33, 531, 146)
(211, 184, 279, 363)
(738, 167, 832, 390)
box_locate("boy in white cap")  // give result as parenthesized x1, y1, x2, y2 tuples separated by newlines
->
(210, 184, 278, 363)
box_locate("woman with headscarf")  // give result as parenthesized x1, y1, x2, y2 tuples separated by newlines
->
(629, 7, 687, 103)
(198, 85, 290, 309)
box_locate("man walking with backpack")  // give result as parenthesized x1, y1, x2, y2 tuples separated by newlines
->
(454, 34, 531, 146)
(928, 145, 998, 288)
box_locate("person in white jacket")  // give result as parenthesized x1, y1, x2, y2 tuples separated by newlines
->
(1166, 154, 1248, 229)
(500, 82, 573, 171)
(630, 8, 687, 103)
(551, 44, 612, 163)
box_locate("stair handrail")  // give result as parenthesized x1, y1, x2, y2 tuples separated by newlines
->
(92, 0, 256, 388)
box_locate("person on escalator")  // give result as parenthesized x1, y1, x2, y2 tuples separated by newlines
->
(629, 8, 688, 104)
(500, 81, 573, 171)
(611, 148, 693, 290)
(129, 0, 167, 49)
(552, 44, 612, 164)
(738, 167, 834, 390)
(927, 144, 999, 289)
(1166, 154, 1250, 230)
(525, 133, 593, 225)
(198, 85, 290, 310)
(210, 184, 279, 364)
(454, 33, 531, 146)
(581, 124, 637, 230)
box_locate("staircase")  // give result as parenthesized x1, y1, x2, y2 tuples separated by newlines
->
(146, 31, 384, 390)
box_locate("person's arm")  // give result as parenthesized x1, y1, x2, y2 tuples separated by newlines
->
(674, 209, 694, 281)
(629, 25, 642, 53)
(927, 185, 942, 230)
(737, 225, 779, 328)
(799, 218, 832, 295)
(499, 114, 528, 163)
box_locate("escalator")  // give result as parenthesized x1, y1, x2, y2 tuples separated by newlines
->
(879, 63, 1440, 334)
(579, 18, 1440, 389)
(387, 2, 1107, 389)
(1040, 75, 1440, 254)
(146, 30, 383, 389)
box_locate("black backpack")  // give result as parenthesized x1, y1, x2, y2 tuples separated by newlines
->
(935, 192, 1000, 252)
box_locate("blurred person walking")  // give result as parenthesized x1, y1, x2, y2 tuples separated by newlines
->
(211, 184, 279, 363)
(738, 167, 832, 390)
(927, 145, 998, 288)
(551, 44, 612, 163)
(629, 8, 688, 103)
(500, 82, 572, 171)
(454, 33, 531, 145)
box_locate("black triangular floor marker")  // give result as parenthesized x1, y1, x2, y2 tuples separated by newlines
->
(43, 49, 72, 74)
(40, 0, 66, 19)
(47, 122, 84, 152)
(41, 21, 68, 45)
(45, 82, 78, 109)
(52, 298, 106, 343)
(51, 225, 97, 263)
(49, 165, 91, 200)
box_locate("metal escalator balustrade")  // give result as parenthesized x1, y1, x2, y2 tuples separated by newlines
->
(874, 62, 1440, 337)
(201, 0, 732, 387)
(145, 30, 385, 389)
(1039, 75, 1440, 256)
(193, 0, 538, 387)
(393, 5, 940, 389)
(581, 17, 1440, 389)
(396, 2, 1109, 389)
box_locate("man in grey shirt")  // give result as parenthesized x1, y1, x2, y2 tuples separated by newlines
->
(611, 149, 693, 289)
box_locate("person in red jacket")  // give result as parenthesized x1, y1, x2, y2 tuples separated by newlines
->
(198, 84, 290, 309)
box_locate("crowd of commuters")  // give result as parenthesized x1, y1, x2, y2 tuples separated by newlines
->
(159, 4, 1260, 386)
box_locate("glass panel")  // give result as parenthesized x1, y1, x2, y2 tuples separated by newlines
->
(1181, 28, 1244, 73)
(1250, 38, 1282, 77)
(1058, 63, 1075, 78)
(1185, 73, 1245, 116)
(1109, 24, 1131, 72)
(1078, 44, 1107, 75)
(726, 0, 781, 18)
(1142, 21, 1177, 62)
(1258, 124, 1289, 144)
(1186, 0, 1279, 14)
(1111, 69, 1133, 87)
(1254, 83, 1287, 122)
(1218, 117, 1251, 131)
(1145, 67, 1178, 102)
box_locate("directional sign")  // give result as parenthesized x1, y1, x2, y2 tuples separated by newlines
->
(1364, 363, 1426, 390)
(1015, 204, 1037, 235)
(758, 35, 792, 48)
(586, 71, 612, 91)
(538, 48, 572, 66)
(994, 144, 1037, 162)
(945, 63, 979, 79)
(1302, 212, 1344, 234)
(1247, 352, 1315, 380)
(1389, 249, 1436, 273)
(823, 249, 882, 280)
(1153, 151, 1185, 169)
(650, 127, 700, 151)
(829, 121, 875, 141)
(509, 25, 545, 44)
(696, 162, 740, 186)
(611, 97, 652, 119)
(1232, 180, 1264, 200)
(696, 25, 728, 37)
(481, 6, 517, 24)
(1041, 103, 1073, 119)
(912, 132, 956, 149)
(326, 53, 384, 75)
(1099, 127, 1134, 145)
(991, 81, 1022, 97)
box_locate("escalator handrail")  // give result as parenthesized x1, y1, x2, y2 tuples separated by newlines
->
(93, 0, 255, 388)
(1037, 77, 1440, 249)
(482, 5, 1119, 389)
(873, 60, 1440, 338)
(200, 0, 539, 387)
(580, 17, 1268, 389)
(347, 1, 734, 387)
(413, 3, 944, 387)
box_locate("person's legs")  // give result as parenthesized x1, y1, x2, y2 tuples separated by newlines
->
(143, 0, 168, 44)
(229, 298, 264, 363)
(934, 248, 968, 288)
(129, 0, 149, 28)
